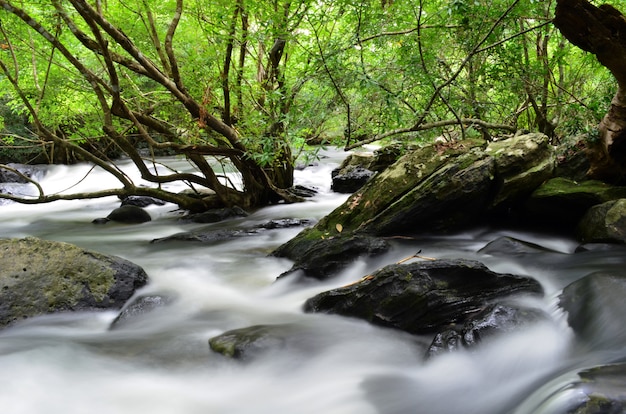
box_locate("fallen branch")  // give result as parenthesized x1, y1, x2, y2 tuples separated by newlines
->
(396, 250, 437, 264)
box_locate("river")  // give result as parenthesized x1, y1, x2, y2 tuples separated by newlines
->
(0, 149, 625, 414)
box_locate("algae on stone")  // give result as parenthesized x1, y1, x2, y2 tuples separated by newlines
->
(0, 237, 148, 327)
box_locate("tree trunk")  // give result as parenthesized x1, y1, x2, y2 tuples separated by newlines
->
(554, 0, 626, 182)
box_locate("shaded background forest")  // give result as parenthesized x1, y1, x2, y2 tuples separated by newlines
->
(0, 0, 618, 208)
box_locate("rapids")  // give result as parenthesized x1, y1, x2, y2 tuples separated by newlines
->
(0, 149, 625, 414)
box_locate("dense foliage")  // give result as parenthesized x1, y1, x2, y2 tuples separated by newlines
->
(0, 0, 618, 209)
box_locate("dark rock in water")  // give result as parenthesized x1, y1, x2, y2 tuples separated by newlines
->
(289, 185, 318, 198)
(181, 206, 248, 223)
(525, 178, 626, 229)
(0, 237, 148, 328)
(559, 270, 626, 349)
(560, 364, 626, 414)
(426, 303, 546, 357)
(303, 259, 543, 335)
(110, 294, 173, 329)
(209, 324, 291, 359)
(259, 218, 314, 229)
(92, 217, 110, 225)
(96, 205, 152, 224)
(152, 228, 258, 244)
(577, 199, 626, 243)
(121, 195, 166, 208)
(478, 236, 560, 255)
(151, 218, 313, 244)
(331, 165, 375, 193)
(0, 163, 46, 183)
(273, 234, 391, 280)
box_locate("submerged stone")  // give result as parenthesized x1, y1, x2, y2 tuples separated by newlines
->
(209, 324, 292, 359)
(426, 303, 546, 357)
(559, 270, 626, 349)
(102, 205, 152, 224)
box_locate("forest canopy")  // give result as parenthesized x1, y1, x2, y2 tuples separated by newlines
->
(0, 0, 617, 210)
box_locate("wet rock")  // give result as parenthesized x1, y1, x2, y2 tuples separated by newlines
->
(577, 199, 626, 243)
(0, 237, 148, 328)
(209, 324, 291, 359)
(564, 364, 626, 414)
(559, 270, 626, 349)
(478, 236, 560, 255)
(151, 228, 256, 243)
(288, 185, 318, 198)
(303, 259, 543, 335)
(121, 195, 166, 207)
(273, 234, 390, 280)
(181, 206, 248, 223)
(259, 218, 314, 229)
(331, 165, 375, 193)
(110, 294, 173, 329)
(93, 205, 152, 224)
(151, 218, 313, 244)
(0, 163, 46, 183)
(272, 134, 565, 280)
(426, 303, 546, 357)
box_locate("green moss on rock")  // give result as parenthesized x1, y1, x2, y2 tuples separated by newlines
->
(0, 237, 148, 327)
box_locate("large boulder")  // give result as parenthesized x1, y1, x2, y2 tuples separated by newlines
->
(0, 237, 148, 328)
(559, 270, 626, 349)
(303, 259, 543, 335)
(525, 178, 626, 228)
(319, 139, 487, 236)
(485, 132, 556, 210)
(577, 199, 626, 243)
(273, 134, 557, 280)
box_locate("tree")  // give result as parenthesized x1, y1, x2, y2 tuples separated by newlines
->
(0, 0, 615, 212)
(0, 0, 307, 211)
(554, 0, 626, 183)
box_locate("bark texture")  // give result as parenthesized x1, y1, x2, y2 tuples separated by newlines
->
(554, 0, 626, 182)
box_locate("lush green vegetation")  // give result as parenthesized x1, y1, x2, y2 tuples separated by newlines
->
(0, 0, 618, 210)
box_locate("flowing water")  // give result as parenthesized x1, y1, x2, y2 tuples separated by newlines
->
(0, 150, 625, 414)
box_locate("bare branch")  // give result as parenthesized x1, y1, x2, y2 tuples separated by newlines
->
(344, 118, 517, 150)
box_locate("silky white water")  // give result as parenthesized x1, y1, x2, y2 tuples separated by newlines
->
(0, 150, 625, 414)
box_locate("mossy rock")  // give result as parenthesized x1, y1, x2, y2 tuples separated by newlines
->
(526, 178, 626, 228)
(577, 199, 626, 243)
(315, 139, 487, 237)
(209, 324, 290, 359)
(566, 364, 626, 414)
(360, 148, 495, 235)
(0, 237, 148, 328)
(486, 132, 555, 209)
